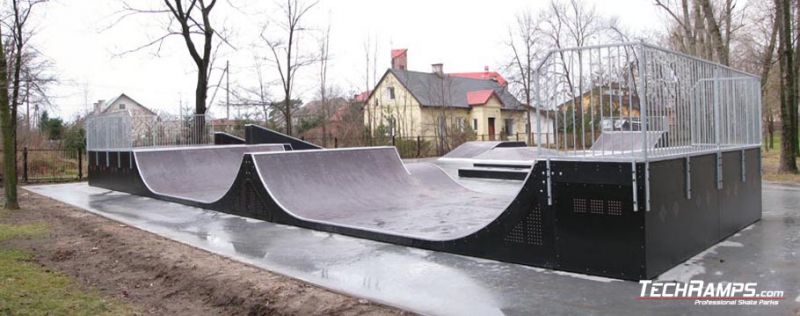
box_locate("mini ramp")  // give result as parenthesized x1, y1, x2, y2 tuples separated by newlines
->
(89, 145, 762, 280)
(590, 131, 666, 152)
(253, 148, 513, 239)
(441, 141, 526, 159)
(91, 144, 285, 203)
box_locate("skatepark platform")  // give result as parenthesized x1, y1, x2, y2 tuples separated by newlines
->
(88, 144, 762, 280)
(26, 182, 798, 315)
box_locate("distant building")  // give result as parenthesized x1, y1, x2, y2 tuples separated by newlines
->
(363, 49, 528, 140)
(93, 93, 157, 117)
(91, 94, 159, 144)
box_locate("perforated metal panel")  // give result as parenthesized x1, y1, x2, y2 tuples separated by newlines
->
(573, 198, 587, 213)
(504, 205, 544, 246)
(607, 200, 623, 215)
(573, 198, 625, 216)
(590, 199, 604, 214)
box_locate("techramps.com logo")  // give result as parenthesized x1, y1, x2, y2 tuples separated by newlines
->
(638, 280, 785, 306)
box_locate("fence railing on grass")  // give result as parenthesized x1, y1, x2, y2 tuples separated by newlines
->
(0, 147, 86, 183)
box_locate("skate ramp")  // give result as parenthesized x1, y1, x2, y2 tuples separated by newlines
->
(473, 146, 558, 161)
(442, 141, 525, 159)
(245, 124, 322, 150)
(135, 144, 285, 203)
(253, 147, 519, 240)
(590, 131, 666, 152)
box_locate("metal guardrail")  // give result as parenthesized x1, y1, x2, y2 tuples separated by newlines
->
(86, 113, 214, 151)
(533, 42, 761, 161)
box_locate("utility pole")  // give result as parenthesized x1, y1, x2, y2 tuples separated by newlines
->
(226, 60, 230, 120)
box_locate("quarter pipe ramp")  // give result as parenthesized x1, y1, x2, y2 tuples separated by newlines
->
(134, 144, 285, 203)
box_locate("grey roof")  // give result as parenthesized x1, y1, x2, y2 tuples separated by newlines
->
(387, 69, 526, 110)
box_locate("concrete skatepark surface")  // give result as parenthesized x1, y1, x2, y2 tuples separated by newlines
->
(26, 181, 799, 315)
(254, 147, 513, 240)
(135, 144, 285, 203)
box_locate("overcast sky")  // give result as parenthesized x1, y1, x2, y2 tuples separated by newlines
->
(29, 0, 665, 121)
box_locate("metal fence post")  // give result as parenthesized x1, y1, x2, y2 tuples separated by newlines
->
(78, 149, 83, 180)
(416, 136, 421, 157)
(22, 147, 28, 183)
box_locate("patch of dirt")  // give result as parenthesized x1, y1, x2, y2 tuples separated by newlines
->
(3, 190, 409, 316)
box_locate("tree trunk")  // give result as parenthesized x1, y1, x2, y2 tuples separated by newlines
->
(195, 67, 208, 144)
(698, 0, 729, 65)
(284, 96, 292, 135)
(777, 0, 798, 172)
(0, 28, 18, 209)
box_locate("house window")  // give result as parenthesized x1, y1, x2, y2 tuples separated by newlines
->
(119, 104, 126, 110)
(386, 87, 395, 100)
(387, 117, 396, 136)
(505, 119, 514, 136)
(473, 119, 478, 130)
(456, 117, 466, 132)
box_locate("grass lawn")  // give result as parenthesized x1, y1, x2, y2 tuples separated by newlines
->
(0, 212, 130, 315)
(761, 134, 800, 184)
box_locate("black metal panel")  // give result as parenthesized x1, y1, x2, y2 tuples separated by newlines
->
(494, 141, 527, 148)
(719, 149, 762, 238)
(213, 132, 245, 145)
(473, 163, 531, 169)
(88, 151, 150, 196)
(458, 168, 528, 180)
(551, 161, 645, 279)
(244, 124, 322, 150)
(645, 154, 720, 277)
(644, 149, 762, 278)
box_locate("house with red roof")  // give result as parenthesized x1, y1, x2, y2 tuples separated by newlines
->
(362, 49, 530, 140)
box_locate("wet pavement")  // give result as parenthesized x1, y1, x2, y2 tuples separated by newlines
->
(25, 182, 799, 315)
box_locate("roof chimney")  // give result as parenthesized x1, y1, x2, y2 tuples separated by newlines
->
(93, 100, 105, 114)
(431, 63, 443, 76)
(391, 49, 408, 70)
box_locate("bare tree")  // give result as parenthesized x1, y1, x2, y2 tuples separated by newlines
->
(0, 0, 49, 209)
(775, 0, 798, 172)
(261, 0, 318, 135)
(0, 23, 15, 209)
(115, 0, 227, 141)
(231, 58, 273, 127)
(163, 0, 218, 139)
(730, 1, 778, 149)
(362, 35, 378, 143)
(538, 0, 609, 143)
(317, 23, 330, 146)
(507, 10, 540, 145)
(654, 0, 744, 65)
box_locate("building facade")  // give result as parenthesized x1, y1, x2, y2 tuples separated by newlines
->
(363, 49, 529, 141)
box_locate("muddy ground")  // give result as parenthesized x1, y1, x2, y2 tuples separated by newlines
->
(3, 189, 408, 315)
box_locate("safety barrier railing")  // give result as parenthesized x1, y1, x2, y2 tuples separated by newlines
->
(87, 112, 214, 151)
(533, 42, 761, 161)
